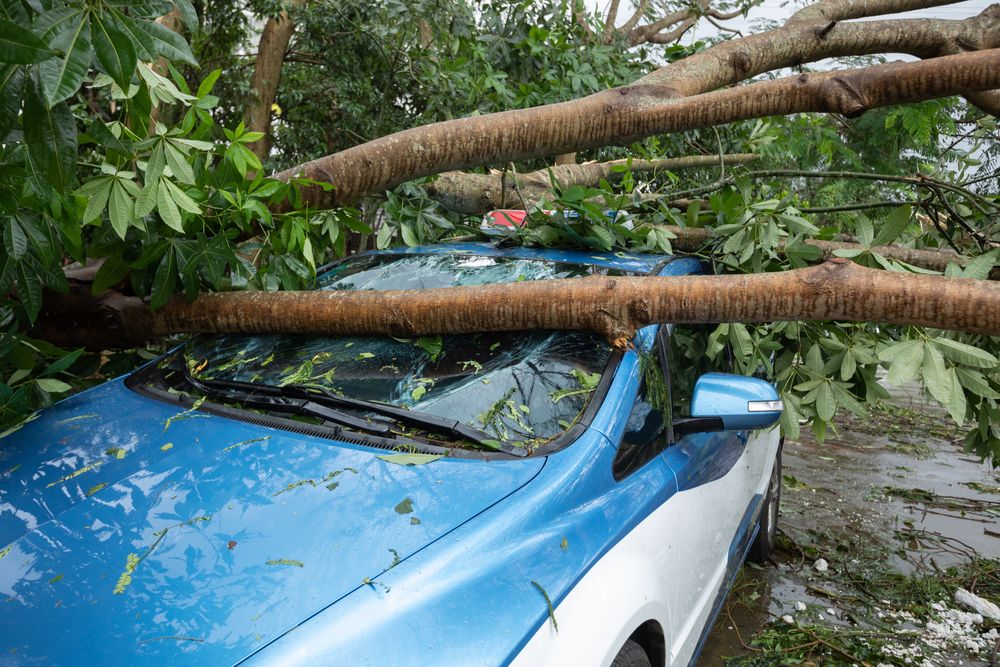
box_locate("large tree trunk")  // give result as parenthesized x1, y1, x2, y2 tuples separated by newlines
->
(245, 0, 307, 163)
(273, 48, 1000, 210)
(36, 260, 1000, 351)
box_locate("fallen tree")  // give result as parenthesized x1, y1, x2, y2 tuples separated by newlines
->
(35, 259, 1000, 350)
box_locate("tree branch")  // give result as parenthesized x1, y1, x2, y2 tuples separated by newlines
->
(273, 49, 1000, 210)
(245, 0, 308, 163)
(422, 154, 759, 214)
(648, 223, 999, 278)
(603, 0, 623, 44)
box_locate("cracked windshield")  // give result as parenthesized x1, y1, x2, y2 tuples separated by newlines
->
(156, 254, 630, 452)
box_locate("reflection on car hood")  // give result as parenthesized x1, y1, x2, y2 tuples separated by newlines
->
(0, 377, 544, 666)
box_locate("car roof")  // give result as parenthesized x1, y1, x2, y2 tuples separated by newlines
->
(338, 241, 677, 275)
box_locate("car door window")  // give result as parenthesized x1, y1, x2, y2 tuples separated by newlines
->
(611, 374, 667, 481)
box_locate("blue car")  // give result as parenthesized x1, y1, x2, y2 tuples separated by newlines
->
(0, 243, 783, 667)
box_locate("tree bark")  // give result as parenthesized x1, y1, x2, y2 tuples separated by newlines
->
(36, 260, 1000, 351)
(246, 0, 307, 163)
(422, 154, 758, 214)
(274, 49, 1000, 210)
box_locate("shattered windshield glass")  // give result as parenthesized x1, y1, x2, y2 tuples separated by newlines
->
(158, 253, 626, 452)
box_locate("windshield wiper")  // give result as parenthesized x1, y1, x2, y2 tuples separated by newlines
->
(181, 364, 527, 457)
(180, 366, 393, 437)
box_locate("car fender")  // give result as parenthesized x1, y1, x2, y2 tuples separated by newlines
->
(508, 484, 680, 667)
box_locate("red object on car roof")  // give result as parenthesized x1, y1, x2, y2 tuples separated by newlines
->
(485, 210, 529, 227)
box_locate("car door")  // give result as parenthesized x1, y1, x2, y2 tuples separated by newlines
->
(657, 324, 774, 667)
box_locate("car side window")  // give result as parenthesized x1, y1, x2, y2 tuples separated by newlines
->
(611, 374, 667, 481)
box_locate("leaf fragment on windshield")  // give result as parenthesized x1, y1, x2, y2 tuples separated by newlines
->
(376, 453, 444, 466)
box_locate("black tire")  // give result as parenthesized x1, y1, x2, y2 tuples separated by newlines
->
(611, 639, 651, 667)
(747, 438, 783, 564)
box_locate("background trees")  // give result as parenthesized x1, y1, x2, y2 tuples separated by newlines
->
(2, 0, 1000, 461)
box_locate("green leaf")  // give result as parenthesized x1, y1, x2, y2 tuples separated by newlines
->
(375, 222, 393, 249)
(171, 0, 198, 32)
(399, 223, 419, 246)
(150, 246, 176, 310)
(778, 394, 800, 440)
(877, 338, 921, 363)
(107, 10, 157, 62)
(38, 10, 90, 106)
(871, 205, 911, 248)
(805, 343, 824, 373)
(855, 214, 873, 248)
(35, 378, 72, 393)
(0, 249, 16, 297)
(108, 180, 134, 238)
(164, 142, 196, 184)
(196, 68, 220, 98)
(157, 178, 184, 232)
(921, 343, 951, 406)
(342, 217, 375, 234)
(375, 453, 444, 466)
(930, 337, 999, 368)
(885, 340, 924, 385)
(92, 15, 137, 92)
(415, 334, 443, 359)
(25, 253, 68, 293)
(955, 367, 1000, 399)
(729, 323, 753, 363)
(133, 16, 198, 66)
(0, 64, 24, 139)
(588, 224, 614, 251)
(92, 255, 131, 294)
(829, 381, 866, 417)
(945, 367, 966, 426)
(88, 119, 132, 156)
(162, 179, 201, 214)
(961, 248, 1000, 281)
(79, 177, 110, 224)
(4, 217, 26, 260)
(39, 348, 83, 378)
(0, 18, 57, 63)
(840, 348, 856, 381)
(15, 261, 41, 321)
(23, 70, 76, 192)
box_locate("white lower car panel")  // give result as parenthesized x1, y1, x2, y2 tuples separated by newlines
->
(509, 430, 780, 667)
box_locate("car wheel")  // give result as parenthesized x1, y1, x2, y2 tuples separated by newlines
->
(747, 438, 783, 564)
(611, 639, 651, 667)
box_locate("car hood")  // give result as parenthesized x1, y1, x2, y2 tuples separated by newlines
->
(0, 377, 544, 666)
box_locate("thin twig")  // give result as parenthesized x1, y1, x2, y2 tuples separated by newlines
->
(508, 163, 536, 225)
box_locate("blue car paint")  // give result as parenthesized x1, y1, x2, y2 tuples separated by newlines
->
(690, 373, 783, 430)
(0, 381, 544, 665)
(238, 347, 679, 667)
(1, 244, 770, 667)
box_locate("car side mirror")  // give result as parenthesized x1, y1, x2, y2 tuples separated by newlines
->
(672, 373, 783, 437)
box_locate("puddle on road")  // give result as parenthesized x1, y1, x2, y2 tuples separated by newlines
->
(696, 380, 1000, 667)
